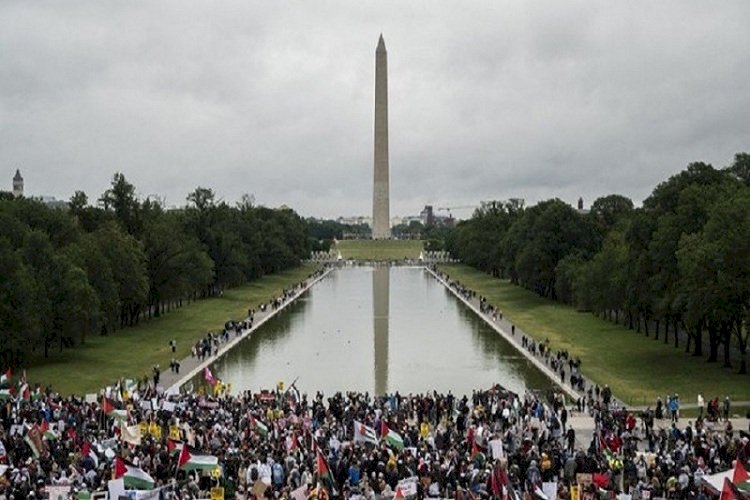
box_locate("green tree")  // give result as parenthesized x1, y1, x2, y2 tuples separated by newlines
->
(99, 173, 141, 235)
(94, 223, 149, 326)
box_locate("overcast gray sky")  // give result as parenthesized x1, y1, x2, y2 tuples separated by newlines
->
(2, 1, 749, 219)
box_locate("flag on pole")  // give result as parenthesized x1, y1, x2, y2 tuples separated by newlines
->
(315, 447, 337, 495)
(203, 367, 218, 386)
(353, 420, 379, 445)
(250, 415, 269, 437)
(40, 419, 57, 441)
(81, 441, 99, 468)
(380, 421, 404, 450)
(18, 383, 30, 402)
(115, 457, 155, 490)
(177, 445, 219, 470)
(167, 439, 183, 455)
(0, 369, 11, 387)
(102, 398, 115, 414)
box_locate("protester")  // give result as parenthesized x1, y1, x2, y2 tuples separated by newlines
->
(0, 379, 747, 499)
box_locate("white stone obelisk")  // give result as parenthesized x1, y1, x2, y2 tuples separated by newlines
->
(372, 34, 391, 239)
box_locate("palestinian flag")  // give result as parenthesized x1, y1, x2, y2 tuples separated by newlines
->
(115, 457, 155, 490)
(315, 447, 337, 495)
(353, 420, 378, 445)
(40, 419, 57, 440)
(0, 387, 14, 400)
(733, 459, 750, 494)
(18, 383, 30, 402)
(81, 441, 99, 468)
(177, 445, 218, 471)
(167, 439, 183, 455)
(102, 398, 115, 414)
(0, 369, 11, 387)
(31, 387, 43, 402)
(721, 477, 750, 500)
(381, 422, 404, 450)
(102, 398, 128, 421)
(250, 415, 269, 437)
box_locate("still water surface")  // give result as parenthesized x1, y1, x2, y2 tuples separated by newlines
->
(206, 266, 554, 396)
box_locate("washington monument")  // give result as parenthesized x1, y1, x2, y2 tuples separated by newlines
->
(372, 34, 390, 239)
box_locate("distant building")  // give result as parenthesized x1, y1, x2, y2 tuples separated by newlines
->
(12, 169, 23, 198)
(420, 205, 435, 226)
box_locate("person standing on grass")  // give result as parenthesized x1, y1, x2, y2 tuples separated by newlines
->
(723, 397, 730, 421)
(170, 339, 176, 353)
(697, 394, 704, 418)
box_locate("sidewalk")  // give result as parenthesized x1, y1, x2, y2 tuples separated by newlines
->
(428, 267, 750, 415)
(159, 267, 334, 393)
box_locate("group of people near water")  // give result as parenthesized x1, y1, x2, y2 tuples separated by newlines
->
(0, 376, 748, 499)
(1, 264, 748, 499)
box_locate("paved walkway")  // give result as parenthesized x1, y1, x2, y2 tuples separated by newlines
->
(426, 267, 750, 414)
(159, 267, 334, 393)
(427, 267, 584, 401)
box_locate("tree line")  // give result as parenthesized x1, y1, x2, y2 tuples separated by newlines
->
(0, 173, 310, 368)
(446, 153, 750, 374)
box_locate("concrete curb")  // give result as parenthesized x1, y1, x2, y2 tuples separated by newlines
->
(165, 267, 334, 393)
(425, 267, 581, 401)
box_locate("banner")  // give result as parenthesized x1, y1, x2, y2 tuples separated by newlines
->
(121, 423, 141, 446)
(542, 481, 557, 500)
(489, 438, 504, 459)
(46, 485, 70, 500)
(396, 477, 418, 497)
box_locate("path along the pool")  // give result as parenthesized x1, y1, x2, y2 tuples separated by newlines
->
(427, 267, 750, 413)
(425, 267, 582, 402)
(159, 267, 334, 393)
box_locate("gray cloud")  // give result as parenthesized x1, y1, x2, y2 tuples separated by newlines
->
(2, 0, 749, 218)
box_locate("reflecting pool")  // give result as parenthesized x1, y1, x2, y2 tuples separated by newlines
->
(203, 266, 554, 396)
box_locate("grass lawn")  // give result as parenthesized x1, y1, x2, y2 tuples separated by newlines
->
(439, 264, 750, 406)
(335, 239, 423, 260)
(27, 265, 319, 396)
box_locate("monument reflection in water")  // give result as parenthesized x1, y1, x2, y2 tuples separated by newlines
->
(203, 266, 554, 396)
(373, 266, 389, 396)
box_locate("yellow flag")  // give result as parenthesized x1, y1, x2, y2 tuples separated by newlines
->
(210, 486, 225, 500)
(169, 426, 181, 441)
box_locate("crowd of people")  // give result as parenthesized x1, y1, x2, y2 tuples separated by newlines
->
(1, 265, 748, 499)
(0, 376, 748, 499)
